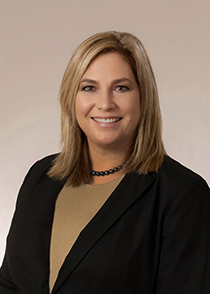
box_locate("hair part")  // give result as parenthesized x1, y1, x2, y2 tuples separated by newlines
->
(48, 31, 167, 186)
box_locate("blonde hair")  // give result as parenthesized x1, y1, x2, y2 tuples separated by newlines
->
(48, 31, 166, 186)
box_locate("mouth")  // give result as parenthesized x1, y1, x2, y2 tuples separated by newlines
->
(92, 117, 121, 123)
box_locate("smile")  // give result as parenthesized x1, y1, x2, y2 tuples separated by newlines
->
(92, 117, 121, 123)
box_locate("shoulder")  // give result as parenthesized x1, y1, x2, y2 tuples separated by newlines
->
(157, 156, 209, 187)
(152, 156, 210, 206)
(16, 154, 60, 204)
(25, 153, 59, 179)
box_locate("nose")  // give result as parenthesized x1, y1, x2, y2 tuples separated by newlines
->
(96, 89, 115, 111)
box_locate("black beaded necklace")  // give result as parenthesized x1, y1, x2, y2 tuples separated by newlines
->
(90, 163, 125, 177)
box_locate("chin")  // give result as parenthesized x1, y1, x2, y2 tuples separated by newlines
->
(97, 138, 124, 149)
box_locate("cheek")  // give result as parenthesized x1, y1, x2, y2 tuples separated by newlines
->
(134, 94, 141, 117)
(126, 96, 140, 121)
(135, 102, 141, 121)
(75, 98, 95, 132)
(75, 98, 86, 122)
(128, 99, 141, 130)
(75, 99, 81, 119)
(75, 96, 93, 118)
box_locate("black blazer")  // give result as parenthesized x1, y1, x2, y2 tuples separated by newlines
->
(0, 155, 210, 294)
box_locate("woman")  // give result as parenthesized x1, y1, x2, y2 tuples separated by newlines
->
(0, 31, 209, 294)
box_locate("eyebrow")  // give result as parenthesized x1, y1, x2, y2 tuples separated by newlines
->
(80, 79, 98, 84)
(79, 78, 133, 85)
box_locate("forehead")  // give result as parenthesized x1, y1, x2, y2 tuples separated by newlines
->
(82, 52, 134, 79)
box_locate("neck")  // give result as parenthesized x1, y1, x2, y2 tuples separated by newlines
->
(90, 147, 126, 170)
(88, 146, 127, 185)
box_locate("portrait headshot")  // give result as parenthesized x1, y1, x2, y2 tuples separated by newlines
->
(0, 1, 210, 293)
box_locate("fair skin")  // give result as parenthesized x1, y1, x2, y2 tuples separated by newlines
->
(76, 52, 140, 184)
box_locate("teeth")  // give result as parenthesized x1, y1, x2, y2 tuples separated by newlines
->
(93, 118, 121, 123)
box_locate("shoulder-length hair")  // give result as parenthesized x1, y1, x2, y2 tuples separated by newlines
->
(48, 31, 166, 186)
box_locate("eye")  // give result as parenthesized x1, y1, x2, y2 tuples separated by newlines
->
(115, 85, 129, 92)
(82, 85, 96, 92)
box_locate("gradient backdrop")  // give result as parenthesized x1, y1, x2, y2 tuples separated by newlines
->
(1, 0, 210, 262)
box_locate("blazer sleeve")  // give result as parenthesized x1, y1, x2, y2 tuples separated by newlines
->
(0, 167, 33, 293)
(0, 154, 58, 293)
(156, 176, 210, 294)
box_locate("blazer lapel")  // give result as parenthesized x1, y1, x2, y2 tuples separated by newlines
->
(52, 172, 155, 293)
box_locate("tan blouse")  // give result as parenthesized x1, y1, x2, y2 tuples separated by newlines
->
(49, 175, 124, 292)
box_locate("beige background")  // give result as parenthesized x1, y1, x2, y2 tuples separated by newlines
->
(0, 0, 209, 262)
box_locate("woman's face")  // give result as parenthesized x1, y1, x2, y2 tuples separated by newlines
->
(75, 52, 140, 154)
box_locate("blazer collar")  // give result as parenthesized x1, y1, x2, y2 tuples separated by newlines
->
(52, 171, 155, 293)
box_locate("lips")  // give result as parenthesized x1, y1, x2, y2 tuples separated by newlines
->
(92, 117, 121, 123)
